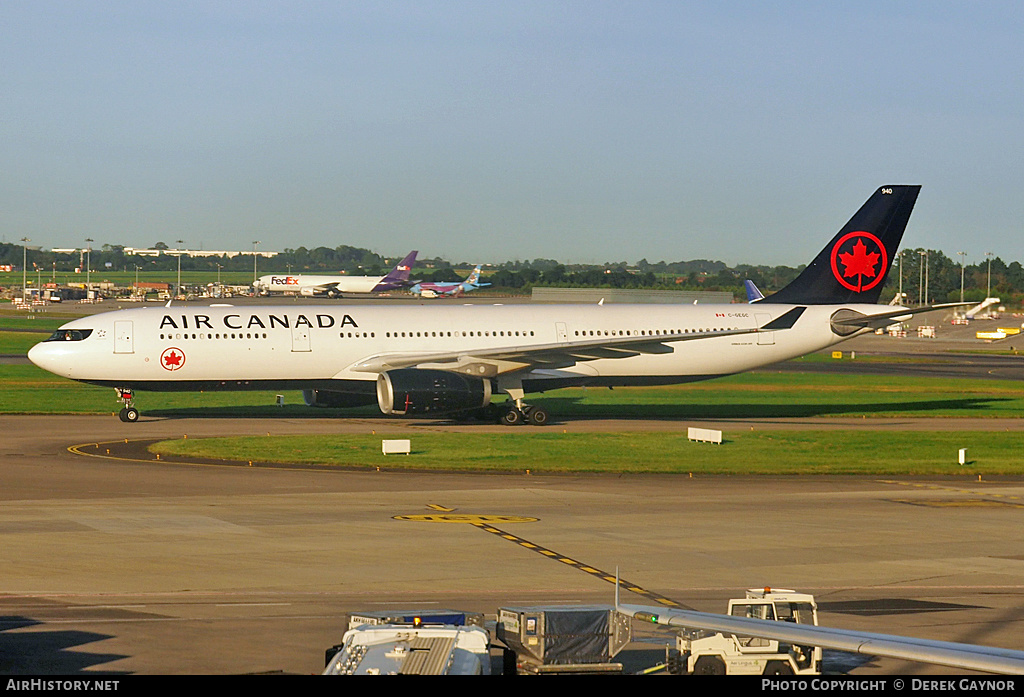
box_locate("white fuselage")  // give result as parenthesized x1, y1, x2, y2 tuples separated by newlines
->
(256, 273, 386, 295)
(27, 302, 867, 394)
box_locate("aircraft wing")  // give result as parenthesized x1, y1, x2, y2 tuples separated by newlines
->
(617, 602, 1024, 675)
(308, 282, 341, 293)
(349, 308, 805, 377)
(830, 302, 972, 331)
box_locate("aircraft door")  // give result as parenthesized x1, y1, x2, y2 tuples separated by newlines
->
(114, 321, 134, 354)
(291, 325, 311, 352)
(755, 313, 775, 345)
(555, 322, 568, 342)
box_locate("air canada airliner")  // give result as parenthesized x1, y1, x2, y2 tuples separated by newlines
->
(29, 186, 952, 425)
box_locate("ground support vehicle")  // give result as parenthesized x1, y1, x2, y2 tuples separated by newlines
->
(666, 588, 822, 676)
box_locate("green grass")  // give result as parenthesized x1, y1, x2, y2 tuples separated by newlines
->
(2, 363, 1024, 418)
(532, 373, 1024, 419)
(0, 332, 50, 354)
(0, 314, 81, 332)
(149, 430, 1024, 475)
(0, 365, 314, 415)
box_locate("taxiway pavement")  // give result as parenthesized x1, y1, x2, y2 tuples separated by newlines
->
(2, 413, 1024, 675)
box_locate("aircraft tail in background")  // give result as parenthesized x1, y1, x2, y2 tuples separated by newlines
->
(373, 251, 418, 291)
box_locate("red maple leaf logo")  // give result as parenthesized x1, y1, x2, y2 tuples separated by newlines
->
(160, 347, 185, 371)
(838, 240, 880, 285)
(830, 231, 887, 293)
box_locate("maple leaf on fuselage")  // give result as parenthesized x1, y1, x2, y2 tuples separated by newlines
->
(164, 351, 182, 367)
(838, 239, 880, 285)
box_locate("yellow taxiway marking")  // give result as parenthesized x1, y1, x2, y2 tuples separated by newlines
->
(66, 439, 341, 473)
(892, 499, 1024, 509)
(470, 522, 683, 607)
(427, 504, 455, 512)
(395, 505, 685, 607)
(393, 514, 539, 524)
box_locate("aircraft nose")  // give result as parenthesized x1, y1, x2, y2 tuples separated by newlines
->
(27, 342, 45, 368)
(27, 342, 67, 377)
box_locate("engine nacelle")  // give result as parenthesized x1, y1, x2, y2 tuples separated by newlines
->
(377, 369, 492, 416)
(299, 287, 318, 297)
(302, 389, 377, 408)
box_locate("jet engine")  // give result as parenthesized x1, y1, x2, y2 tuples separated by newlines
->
(302, 389, 377, 408)
(376, 369, 492, 416)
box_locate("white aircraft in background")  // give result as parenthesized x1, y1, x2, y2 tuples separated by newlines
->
(408, 265, 491, 298)
(30, 186, 957, 424)
(254, 251, 417, 297)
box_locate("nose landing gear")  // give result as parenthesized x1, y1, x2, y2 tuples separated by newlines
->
(115, 388, 140, 423)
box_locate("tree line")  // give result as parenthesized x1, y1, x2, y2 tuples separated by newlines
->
(2, 242, 1022, 305)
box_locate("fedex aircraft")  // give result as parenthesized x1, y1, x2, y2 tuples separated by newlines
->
(409, 265, 491, 298)
(253, 251, 417, 297)
(30, 186, 951, 425)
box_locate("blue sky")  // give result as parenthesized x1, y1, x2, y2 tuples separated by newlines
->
(2, 1, 1022, 266)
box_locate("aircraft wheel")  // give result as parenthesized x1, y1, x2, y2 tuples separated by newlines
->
(527, 407, 549, 426)
(692, 655, 726, 676)
(118, 408, 129, 422)
(500, 408, 523, 426)
(123, 407, 140, 423)
(763, 661, 793, 676)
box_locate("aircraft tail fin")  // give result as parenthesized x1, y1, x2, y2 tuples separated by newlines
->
(466, 265, 482, 285)
(375, 251, 418, 290)
(762, 186, 920, 305)
(744, 280, 764, 303)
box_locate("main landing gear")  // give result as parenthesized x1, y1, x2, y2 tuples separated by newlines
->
(499, 403, 549, 426)
(115, 388, 140, 423)
(495, 381, 549, 426)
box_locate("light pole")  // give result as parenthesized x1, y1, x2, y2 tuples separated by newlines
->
(176, 239, 185, 296)
(897, 250, 903, 304)
(917, 250, 925, 305)
(134, 264, 140, 294)
(986, 251, 993, 299)
(924, 250, 929, 305)
(958, 251, 967, 303)
(20, 237, 29, 298)
(216, 263, 222, 285)
(252, 241, 260, 283)
(84, 238, 93, 293)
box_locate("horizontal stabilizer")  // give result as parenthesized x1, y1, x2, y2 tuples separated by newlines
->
(830, 302, 972, 331)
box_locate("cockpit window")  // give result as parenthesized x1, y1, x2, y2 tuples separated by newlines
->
(45, 329, 93, 342)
